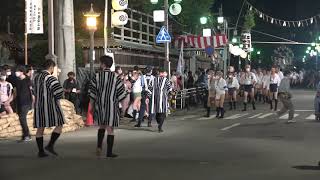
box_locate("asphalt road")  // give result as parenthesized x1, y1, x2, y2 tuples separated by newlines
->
(1, 90, 320, 180)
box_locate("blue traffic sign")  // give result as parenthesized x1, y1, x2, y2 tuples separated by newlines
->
(156, 26, 171, 43)
(205, 46, 214, 56)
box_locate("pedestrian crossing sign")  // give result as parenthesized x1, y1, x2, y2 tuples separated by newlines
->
(156, 26, 171, 43)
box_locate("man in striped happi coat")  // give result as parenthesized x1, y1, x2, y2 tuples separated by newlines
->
(33, 60, 64, 158)
(148, 69, 172, 133)
(89, 55, 126, 158)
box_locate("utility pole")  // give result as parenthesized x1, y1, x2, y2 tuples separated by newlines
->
(164, 0, 171, 78)
(45, 0, 57, 63)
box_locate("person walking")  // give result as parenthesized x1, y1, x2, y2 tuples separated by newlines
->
(0, 71, 14, 115)
(15, 66, 34, 142)
(241, 65, 257, 111)
(148, 69, 171, 133)
(89, 55, 126, 158)
(227, 71, 240, 110)
(277, 70, 295, 123)
(33, 59, 64, 158)
(269, 66, 281, 111)
(135, 66, 155, 127)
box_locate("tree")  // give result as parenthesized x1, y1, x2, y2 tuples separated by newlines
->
(243, 10, 255, 32)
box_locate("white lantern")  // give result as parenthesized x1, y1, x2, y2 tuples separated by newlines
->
(169, 3, 182, 16)
(202, 28, 211, 37)
(112, 11, 128, 26)
(112, 0, 128, 11)
(153, 10, 165, 22)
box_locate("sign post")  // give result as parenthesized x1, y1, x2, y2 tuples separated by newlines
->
(25, 0, 44, 65)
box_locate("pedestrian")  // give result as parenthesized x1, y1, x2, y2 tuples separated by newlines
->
(89, 55, 126, 158)
(63, 72, 81, 114)
(33, 59, 64, 158)
(205, 70, 216, 117)
(241, 65, 257, 111)
(15, 66, 34, 142)
(0, 71, 14, 114)
(135, 66, 155, 127)
(227, 71, 240, 110)
(148, 69, 171, 132)
(255, 68, 263, 102)
(269, 66, 281, 111)
(215, 71, 228, 118)
(130, 71, 142, 122)
(120, 74, 132, 118)
(262, 69, 270, 104)
(277, 70, 295, 123)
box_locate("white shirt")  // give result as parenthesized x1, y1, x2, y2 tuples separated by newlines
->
(215, 78, 227, 94)
(262, 75, 270, 88)
(269, 73, 281, 86)
(242, 72, 257, 85)
(256, 73, 263, 85)
(227, 77, 240, 89)
(278, 71, 284, 80)
(132, 76, 143, 93)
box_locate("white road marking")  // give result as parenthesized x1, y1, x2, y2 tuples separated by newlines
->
(221, 123, 241, 131)
(279, 113, 299, 119)
(225, 113, 249, 120)
(171, 115, 199, 122)
(306, 114, 316, 120)
(249, 113, 263, 119)
(258, 113, 274, 119)
(197, 116, 216, 121)
(295, 110, 314, 112)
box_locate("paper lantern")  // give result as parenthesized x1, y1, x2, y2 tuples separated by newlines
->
(169, 3, 182, 16)
(112, 0, 128, 11)
(112, 11, 128, 26)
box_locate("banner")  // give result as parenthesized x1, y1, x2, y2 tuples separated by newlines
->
(176, 41, 184, 75)
(26, 0, 43, 34)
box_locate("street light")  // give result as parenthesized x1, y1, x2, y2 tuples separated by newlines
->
(84, 3, 100, 77)
(308, 46, 312, 50)
(200, 17, 208, 24)
(217, 16, 224, 24)
(257, 51, 261, 55)
(311, 42, 316, 47)
(232, 37, 237, 43)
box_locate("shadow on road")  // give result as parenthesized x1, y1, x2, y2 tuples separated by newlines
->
(292, 165, 320, 170)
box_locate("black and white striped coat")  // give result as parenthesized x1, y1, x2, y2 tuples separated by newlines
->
(148, 76, 172, 114)
(33, 71, 64, 128)
(89, 70, 126, 127)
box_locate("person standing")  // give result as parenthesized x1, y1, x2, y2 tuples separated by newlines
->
(215, 71, 228, 118)
(15, 66, 34, 142)
(130, 71, 142, 122)
(205, 70, 216, 117)
(148, 69, 171, 133)
(241, 65, 257, 111)
(269, 66, 281, 111)
(0, 71, 14, 114)
(33, 60, 65, 158)
(277, 70, 295, 123)
(89, 56, 126, 158)
(63, 72, 81, 114)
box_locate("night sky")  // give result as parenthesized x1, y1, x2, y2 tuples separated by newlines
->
(213, 0, 320, 63)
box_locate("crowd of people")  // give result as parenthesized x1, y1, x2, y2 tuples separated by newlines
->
(0, 56, 311, 158)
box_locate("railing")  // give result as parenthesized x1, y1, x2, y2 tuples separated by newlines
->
(174, 86, 207, 109)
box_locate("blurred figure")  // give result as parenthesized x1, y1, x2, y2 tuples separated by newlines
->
(269, 66, 281, 111)
(215, 71, 227, 118)
(121, 74, 132, 118)
(63, 72, 81, 114)
(0, 71, 14, 115)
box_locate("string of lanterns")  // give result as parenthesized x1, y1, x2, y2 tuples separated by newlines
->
(245, 0, 320, 28)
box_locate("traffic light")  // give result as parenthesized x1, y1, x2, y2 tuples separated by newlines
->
(241, 32, 252, 52)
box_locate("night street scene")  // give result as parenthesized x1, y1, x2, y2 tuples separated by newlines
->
(1, 0, 320, 179)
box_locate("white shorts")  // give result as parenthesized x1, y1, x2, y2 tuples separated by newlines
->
(215, 92, 225, 100)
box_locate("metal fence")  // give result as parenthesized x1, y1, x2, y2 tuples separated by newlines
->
(174, 86, 207, 109)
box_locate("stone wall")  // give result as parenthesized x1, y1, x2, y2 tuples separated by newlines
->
(0, 100, 84, 138)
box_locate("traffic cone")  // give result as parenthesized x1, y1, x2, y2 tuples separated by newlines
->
(86, 103, 94, 126)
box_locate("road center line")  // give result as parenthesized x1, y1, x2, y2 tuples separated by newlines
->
(221, 123, 241, 131)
